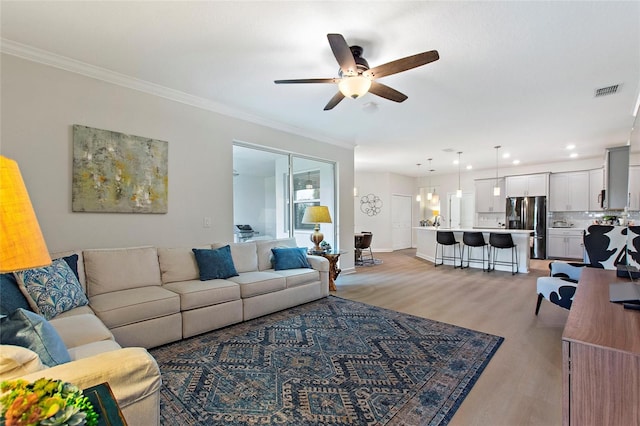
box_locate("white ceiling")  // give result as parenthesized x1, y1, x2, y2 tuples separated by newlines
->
(2, 1, 639, 176)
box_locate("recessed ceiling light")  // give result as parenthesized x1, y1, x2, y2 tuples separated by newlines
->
(453, 159, 459, 165)
(566, 144, 576, 150)
(466, 165, 472, 170)
(502, 153, 511, 159)
(513, 159, 521, 165)
(570, 153, 578, 158)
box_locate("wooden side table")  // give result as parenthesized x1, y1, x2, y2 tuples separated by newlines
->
(311, 250, 343, 291)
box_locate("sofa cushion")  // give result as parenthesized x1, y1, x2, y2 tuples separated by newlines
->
(67, 340, 122, 361)
(213, 242, 258, 273)
(0, 273, 32, 316)
(256, 238, 297, 271)
(163, 279, 241, 311)
(0, 308, 71, 367)
(272, 268, 320, 288)
(14, 258, 89, 320)
(84, 246, 162, 297)
(157, 246, 209, 284)
(193, 246, 239, 280)
(51, 305, 95, 319)
(271, 247, 311, 270)
(227, 271, 286, 298)
(49, 314, 114, 349)
(0, 345, 46, 380)
(89, 286, 180, 329)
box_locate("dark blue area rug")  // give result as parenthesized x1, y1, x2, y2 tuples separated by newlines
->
(151, 296, 503, 425)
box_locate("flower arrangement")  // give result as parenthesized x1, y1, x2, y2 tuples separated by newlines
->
(0, 378, 98, 426)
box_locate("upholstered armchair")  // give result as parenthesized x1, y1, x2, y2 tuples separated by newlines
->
(535, 261, 586, 315)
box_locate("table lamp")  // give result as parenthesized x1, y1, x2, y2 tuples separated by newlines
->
(1, 155, 51, 273)
(302, 205, 332, 253)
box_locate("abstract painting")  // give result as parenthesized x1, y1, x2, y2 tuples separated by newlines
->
(72, 125, 168, 213)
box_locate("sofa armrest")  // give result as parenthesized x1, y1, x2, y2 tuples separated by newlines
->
(307, 255, 329, 272)
(18, 347, 161, 412)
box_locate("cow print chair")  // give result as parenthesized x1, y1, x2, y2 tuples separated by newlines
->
(535, 261, 587, 315)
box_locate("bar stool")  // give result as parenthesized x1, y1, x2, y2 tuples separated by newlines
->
(489, 233, 519, 275)
(462, 231, 490, 271)
(434, 231, 462, 268)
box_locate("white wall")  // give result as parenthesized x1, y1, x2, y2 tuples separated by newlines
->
(354, 172, 414, 251)
(0, 54, 356, 268)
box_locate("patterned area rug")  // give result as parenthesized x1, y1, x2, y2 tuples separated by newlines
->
(151, 296, 503, 425)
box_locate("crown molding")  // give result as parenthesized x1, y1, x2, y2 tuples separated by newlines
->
(0, 38, 355, 150)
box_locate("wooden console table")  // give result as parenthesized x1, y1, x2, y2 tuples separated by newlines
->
(561, 268, 640, 425)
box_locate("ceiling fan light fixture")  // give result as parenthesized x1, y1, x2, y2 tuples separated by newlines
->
(338, 75, 371, 99)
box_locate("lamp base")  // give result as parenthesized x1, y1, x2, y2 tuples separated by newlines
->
(310, 225, 324, 253)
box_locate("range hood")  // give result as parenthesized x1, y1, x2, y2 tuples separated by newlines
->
(602, 145, 629, 210)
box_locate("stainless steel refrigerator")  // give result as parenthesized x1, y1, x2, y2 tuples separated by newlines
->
(505, 196, 546, 259)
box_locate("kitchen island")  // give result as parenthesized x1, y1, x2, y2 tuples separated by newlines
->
(415, 227, 534, 273)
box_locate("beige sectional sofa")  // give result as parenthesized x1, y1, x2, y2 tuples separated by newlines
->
(0, 238, 329, 425)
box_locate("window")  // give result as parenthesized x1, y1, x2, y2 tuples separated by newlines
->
(233, 144, 336, 249)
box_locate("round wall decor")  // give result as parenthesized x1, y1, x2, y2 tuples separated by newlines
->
(360, 193, 383, 216)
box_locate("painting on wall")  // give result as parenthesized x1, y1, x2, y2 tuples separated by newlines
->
(72, 125, 168, 213)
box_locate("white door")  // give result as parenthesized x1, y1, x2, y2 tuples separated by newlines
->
(392, 195, 412, 250)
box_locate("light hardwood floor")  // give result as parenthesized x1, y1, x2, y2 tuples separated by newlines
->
(335, 249, 568, 426)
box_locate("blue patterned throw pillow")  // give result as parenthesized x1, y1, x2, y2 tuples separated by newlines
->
(14, 259, 89, 320)
(192, 246, 239, 280)
(0, 308, 71, 367)
(271, 247, 311, 270)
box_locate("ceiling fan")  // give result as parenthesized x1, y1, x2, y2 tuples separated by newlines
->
(274, 33, 439, 110)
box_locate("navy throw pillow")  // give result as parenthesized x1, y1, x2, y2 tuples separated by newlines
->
(271, 247, 311, 270)
(192, 246, 239, 280)
(0, 308, 71, 367)
(0, 274, 33, 316)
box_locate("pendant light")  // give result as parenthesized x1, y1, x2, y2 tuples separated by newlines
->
(427, 158, 434, 200)
(493, 145, 501, 196)
(456, 152, 462, 198)
(304, 172, 314, 189)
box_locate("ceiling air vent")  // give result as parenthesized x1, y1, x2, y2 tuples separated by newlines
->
(594, 84, 620, 97)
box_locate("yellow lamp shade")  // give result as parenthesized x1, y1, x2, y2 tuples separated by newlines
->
(301, 206, 332, 225)
(0, 156, 51, 272)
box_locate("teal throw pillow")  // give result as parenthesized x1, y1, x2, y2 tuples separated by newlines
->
(192, 246, 239, 280)
(271, 247, 311, 270)
(14, 258, 89, 320)
(0, 308, 71, 367)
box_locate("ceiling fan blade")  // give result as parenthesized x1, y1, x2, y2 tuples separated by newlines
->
(324, 92, 345, 110)
(327, 33, 357, 75)
(364, 50, 439, 79)
(368, 81, 408, 103)
(275, 78, 338, 84)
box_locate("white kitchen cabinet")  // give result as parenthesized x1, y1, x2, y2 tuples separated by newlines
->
(505, 173, 548, 197)
(589, 168, 604, 211)
(549, 171, 589, 212)
(629, 166, 640, 211)
(475, 178, 505, 213)
(548, 228, 584, 260)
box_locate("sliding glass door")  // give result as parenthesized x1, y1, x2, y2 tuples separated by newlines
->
(233, 144, 336, 249)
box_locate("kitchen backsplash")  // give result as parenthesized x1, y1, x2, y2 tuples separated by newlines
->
(476, 210, 640, 230)
(548, 210, 640, 229)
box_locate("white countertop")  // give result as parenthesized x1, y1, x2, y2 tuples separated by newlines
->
(414, 226, 534, 234)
